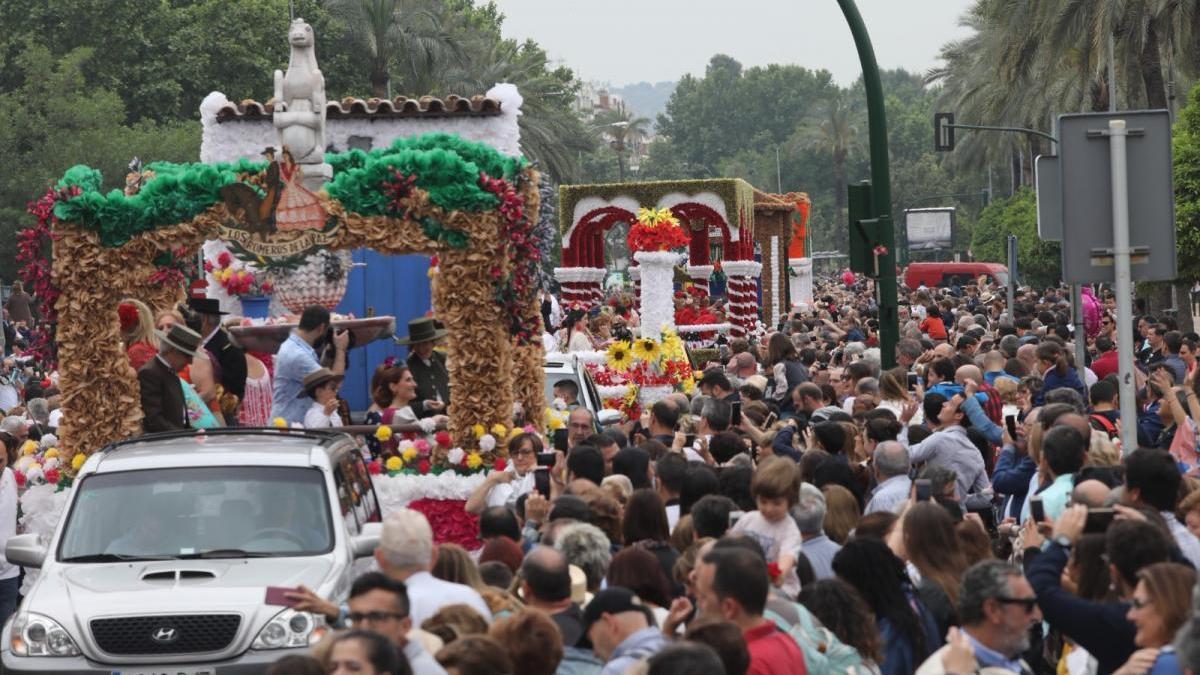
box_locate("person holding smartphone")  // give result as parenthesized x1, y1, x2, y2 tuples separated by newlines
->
(464, 432, 542, 514)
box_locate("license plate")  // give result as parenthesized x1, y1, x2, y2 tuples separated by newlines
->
(112, 662, 213, 667)
(112, 669, 213, 675)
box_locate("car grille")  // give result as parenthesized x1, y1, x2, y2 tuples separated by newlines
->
(91, 614, 241, 655)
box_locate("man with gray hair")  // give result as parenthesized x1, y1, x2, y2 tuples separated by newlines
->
(865, 441, 912, 515)
(286, 508, 490, 630)
(0, 416, 26, 444)
(792, 482, 839, 579)
(916, 560, 1041, 674)
(554, 521, 612, 594)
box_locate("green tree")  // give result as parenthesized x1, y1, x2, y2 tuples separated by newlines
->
(800, 90, 861, 252)
(970, 188, 1060, 288)
(0, 0, 362, 122)
(0, 45, 199, 281)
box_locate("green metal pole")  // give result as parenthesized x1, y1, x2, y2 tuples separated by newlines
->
(837, 0, 897, 369)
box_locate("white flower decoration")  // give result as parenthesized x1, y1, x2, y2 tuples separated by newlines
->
(447, 447, 465, 465)
(479, 434, 497, 453)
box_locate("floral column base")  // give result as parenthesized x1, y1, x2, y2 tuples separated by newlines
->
(686, 265, 715, 298)
(554, 267, 606, 308)
(635, 250, 682, 339)
(722, 260, 763, 337)
(789, 257, 813, 310)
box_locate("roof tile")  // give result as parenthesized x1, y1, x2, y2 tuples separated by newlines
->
(215, 94, 502, 123)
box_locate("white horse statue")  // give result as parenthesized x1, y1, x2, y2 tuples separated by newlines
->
(273, 18, 330, 188)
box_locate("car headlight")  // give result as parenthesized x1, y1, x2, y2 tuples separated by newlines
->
(9, 612, 81, 657)
(251, 608, 326, 650)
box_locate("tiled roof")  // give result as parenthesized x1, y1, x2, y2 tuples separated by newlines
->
(216, 95, 503, 122)
(753, 189, 810, 212)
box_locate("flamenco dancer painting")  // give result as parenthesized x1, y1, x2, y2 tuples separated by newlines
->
(274, 146, 326, 231)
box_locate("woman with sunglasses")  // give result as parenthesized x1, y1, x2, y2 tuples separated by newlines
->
(465, 432, 541, 515)
(1115, 562, 1196, 675)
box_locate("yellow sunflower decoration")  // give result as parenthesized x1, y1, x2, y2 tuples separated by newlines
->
(606, 340, 633, 372)
(631, 338, 662, 363)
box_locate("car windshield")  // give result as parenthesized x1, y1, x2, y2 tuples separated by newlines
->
(994, 271, 1009, 286)
(58, 466, 333, 561)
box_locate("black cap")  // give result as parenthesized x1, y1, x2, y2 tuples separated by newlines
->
(548, 495, 589, 523)
(582, 587, 652, 630)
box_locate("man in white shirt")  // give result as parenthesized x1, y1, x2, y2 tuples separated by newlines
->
(288, 508, 492, 632)
(375, 508, 492, 626)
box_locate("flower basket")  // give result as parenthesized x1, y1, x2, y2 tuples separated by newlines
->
(271, 250, 353, 313)
(240, 295, 271, 319)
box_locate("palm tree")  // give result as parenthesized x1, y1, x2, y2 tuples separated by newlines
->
(592, 107, 651, 182)
(440, 38, 593, 183)
(801, 92, 860, 252)
(326, 0, 463, 98)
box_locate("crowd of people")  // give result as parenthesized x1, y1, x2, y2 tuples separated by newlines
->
(12, 270, 1200, 674)
(251, 273, 1200, 674)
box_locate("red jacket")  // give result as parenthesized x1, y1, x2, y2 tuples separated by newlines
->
(1092, 350, 1119, 381)
(745, 621, 807, 675)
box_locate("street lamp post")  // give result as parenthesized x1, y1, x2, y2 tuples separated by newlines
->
(838, 0, 898, 369)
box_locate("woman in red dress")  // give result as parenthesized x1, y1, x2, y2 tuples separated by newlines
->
(274, 147, 325, 231)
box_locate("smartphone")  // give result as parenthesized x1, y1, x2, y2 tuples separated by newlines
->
(533, 468, 551, 497)
(907, 373, 919, 391)
(1004, 414, 1018, 439)
(914, 479, 932, 502)
(552, 429, 569, 453)
(265, 586, 299, 607)
(764, 412, 778, 428)
(684, 434, 697, 448)
(731, 401, 742, 427)
(536, 452, 557, 468)
(1029, 494, 1045, 523)
(1084, 507, 1116, 533)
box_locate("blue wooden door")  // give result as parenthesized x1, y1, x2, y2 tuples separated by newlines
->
(336, 250, 432, 413)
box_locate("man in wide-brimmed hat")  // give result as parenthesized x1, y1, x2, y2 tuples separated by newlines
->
(395, 317, 449, 419)
(138, 323, 202, 432)
(187, 297, 247, 421)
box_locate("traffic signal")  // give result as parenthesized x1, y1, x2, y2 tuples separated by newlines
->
(934, 112, 955, 151)
(848, 181, 876, 275)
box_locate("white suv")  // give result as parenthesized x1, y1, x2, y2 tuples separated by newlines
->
(1, 428, 382, 674)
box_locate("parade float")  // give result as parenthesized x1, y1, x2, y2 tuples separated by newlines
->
(16, 18, 552, 550)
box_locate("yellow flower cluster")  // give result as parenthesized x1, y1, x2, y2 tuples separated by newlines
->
(20, 441, 36, 456)
(213, 267, 250, 284)
(272, 417, 288, 428)
(545, 407, 566, 431)
(375, 425, 393, 441)
(636, 207, 680, 229)
(401, 447, 418, 463)
(659, 328, 687, 363)
(491, 423, 508, 438)
(631, 338, 661, 363)
(385, 456, 403, 472)
(71, 453, 86, 471)
(466, 453, 483, 469)
(473, 424, 487, 439)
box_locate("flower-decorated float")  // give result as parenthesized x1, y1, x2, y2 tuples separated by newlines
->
(16, 19, 552, 550)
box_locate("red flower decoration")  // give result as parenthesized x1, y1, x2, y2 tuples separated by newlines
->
(44, 468, 60, 485)
(434, 431, 452, 448)
(493, 457, 507, 472)
(407, 498, 481, 551)
(417, 459, 431, 475)
(367, 459, 382, 475)
(767, 562, 782, 580)
(13, 472, 25, 488)
(117, 303, 139, 333)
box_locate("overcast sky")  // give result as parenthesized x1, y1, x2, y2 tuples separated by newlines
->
(489, 0, 976, 86)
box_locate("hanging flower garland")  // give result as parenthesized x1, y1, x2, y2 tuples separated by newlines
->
(482, 172, 542, 346)
(628, 207, 690, 253)
(17, 186, 74, 366)
(148, 245, 198, 289)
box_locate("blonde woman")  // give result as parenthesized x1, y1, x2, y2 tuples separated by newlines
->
(119, 298, 158, 371)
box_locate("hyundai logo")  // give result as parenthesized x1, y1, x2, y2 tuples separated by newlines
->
(151, 626, 179, 644)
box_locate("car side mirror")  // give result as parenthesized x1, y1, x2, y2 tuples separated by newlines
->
(597, 409, 622, 427)
(350, 522, 381, 559)
(6, 534, 44, 569)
